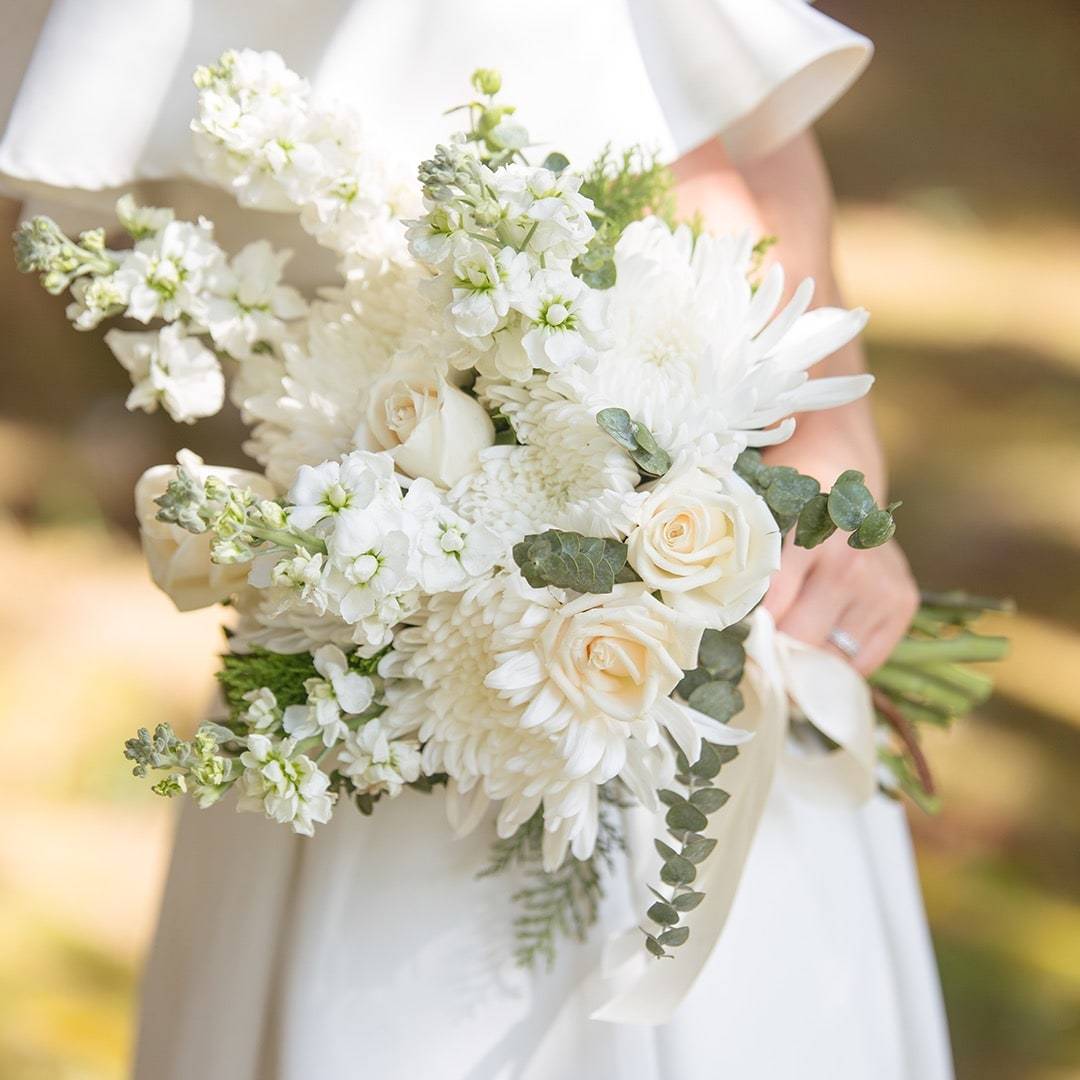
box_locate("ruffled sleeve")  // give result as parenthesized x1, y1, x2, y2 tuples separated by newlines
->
(626, 0, 872, 162)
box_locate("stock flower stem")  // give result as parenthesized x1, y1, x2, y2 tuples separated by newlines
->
(887, 634, 1009, 666)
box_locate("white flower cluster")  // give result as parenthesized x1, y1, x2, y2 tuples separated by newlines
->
(408, 144, 610, 381)
(192, 49, 415, 258)
(31, 53, 878, 871)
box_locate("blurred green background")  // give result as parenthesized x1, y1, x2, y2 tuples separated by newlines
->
(1, 2, 1078, 1077)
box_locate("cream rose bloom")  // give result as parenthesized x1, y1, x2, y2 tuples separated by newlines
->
(627, 463, 781, 628)
(486, 582, 704, 730)
(135, 451, 276, 612)
(361, 369, 495, 488)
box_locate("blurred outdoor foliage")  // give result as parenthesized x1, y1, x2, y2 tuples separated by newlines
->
(0, 1, 1078, 1077)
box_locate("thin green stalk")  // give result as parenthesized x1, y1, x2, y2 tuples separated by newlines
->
(888, 633, 1010, 666)
(869, 665, 976, 715)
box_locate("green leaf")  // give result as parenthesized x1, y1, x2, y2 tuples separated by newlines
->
(734, 448, 770, 490)
(647, 901, 680, 926)
(512, 530, 629, 593)
(697, 629, 746, 682)
(542, 152, 571, 175)
(644, 934, 667, 958)
(848, 507, 897, 549)
(666, 802, 709, 834)
(689, 742, 723, 780)
(660, 854, 697, 886)
(671, 890, 705, 912)
(828, 473, 875, 531)
(655, 839, 679, 861)
(657, 788, 682, 808)
(689, 788, 730, 814)
(580, 261, 617, 289)
(676, 667, 712, 700)
(687, 680, 745, 724)
(682, 835, 718, 863)
(657, 926, 690, 947)
(710, 743, 740, 766)
(764, 469, 821, 519)
(595, 408, 671, 477)
(794, 493, 837, 549)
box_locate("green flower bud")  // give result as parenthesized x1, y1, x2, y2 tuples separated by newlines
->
(471, 68, 502, 96)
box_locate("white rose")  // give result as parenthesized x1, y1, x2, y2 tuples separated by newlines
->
(627, 464, 781, 628)
(487, 582, 704, 726)
(135, 451, 275, 611)
(361, 370, 495, 488)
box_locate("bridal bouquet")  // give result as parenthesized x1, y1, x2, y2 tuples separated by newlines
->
(14, 53, 1006, 972)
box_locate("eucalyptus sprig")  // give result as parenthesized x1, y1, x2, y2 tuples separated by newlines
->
(735, 449, 901, 549)
(643, 624, 748, 959)
(596, 407, 672, 478)
(512, 529, 639, 593)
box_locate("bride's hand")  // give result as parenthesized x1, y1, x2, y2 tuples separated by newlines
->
(764, 527, 920, 676)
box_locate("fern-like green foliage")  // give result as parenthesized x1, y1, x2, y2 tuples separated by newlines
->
(573, 145, 677, 288)
(217, 646, 387, 721)
(482, 787, 628, 969)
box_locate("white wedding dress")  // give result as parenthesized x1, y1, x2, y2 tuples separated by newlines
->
(2, 2, 955, 1077)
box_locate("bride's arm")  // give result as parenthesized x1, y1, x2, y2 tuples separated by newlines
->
(671, 133, 919, 675)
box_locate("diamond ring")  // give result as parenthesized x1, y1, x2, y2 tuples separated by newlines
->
(827, 627, 861, 659)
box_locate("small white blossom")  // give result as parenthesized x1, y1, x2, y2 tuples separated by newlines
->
(66, 273, 129, 330)
(441, 242, 531, 339)
(201, 240, 306, 359)
(339, 720, 422, 798)
(283, 644, 375, 747)
(236, 733, 334, 836)
(242, 687, 281, 732)
(287, 450, 398, 530)
(112, 218, 224, 323)
(515, 269, 610, 372)
(115, 194, 175, 240)
(325, 512, 417, 624)
(105, 324, 225, 423)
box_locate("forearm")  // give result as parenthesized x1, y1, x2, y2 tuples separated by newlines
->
(671, 133, 886, 497)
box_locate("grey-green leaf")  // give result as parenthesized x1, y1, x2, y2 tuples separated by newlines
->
(697, 629, 746, 682)
(644, 934, 667, 958)
(765, 469, 821, 518)
(848, 507, 897, 549)
(595, 407, 638, 451)
(682, 835, 718, 863)
(795, 493, 838, 549)
(658, 926, 690, 947)
(671, 890, 705, 911)
(666, 802, 709, 834)
(687, 680, 745, 724)
(655, 839, 679, 861)
(647, 901, 680, 926)
(689, 788, 730, 814)
(512, 530, 628, 594)
(542, 152, 571, 174)
(660, 854, 698, 886)
(828, 475, 876, 531)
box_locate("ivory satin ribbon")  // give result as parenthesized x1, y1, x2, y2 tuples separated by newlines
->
(590, 607, 878, 1025)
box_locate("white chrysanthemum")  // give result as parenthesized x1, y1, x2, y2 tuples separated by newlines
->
(384, 572, 748, 869)
(234, 262, 432, 488)
(553, 217, 872, 458)
(449, 395, 641, 544)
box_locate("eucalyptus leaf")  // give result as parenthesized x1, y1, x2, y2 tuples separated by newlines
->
(676, 667, 712, 700)
(689, 742, 723, 780)
(765, 469, 821, 518)
(671, 890, 705, 912)
(828, 474, 875, 531)
(655, 839, 679, 861)
(647, 901, 679, 926)
(660, 854, 697, 886)
(666, 802, 709, 834)
(542, 152, 571, 174)
(689, 788, 730, 814)
(595, 407, 638, 451)
(644, 934, 667, 958)
(657, 788, 682, 808)
(795, 493, 837, 549)
(595, 408, 671, 476)
(682, 836, 718, 863)
(687, 680, 745, 724)
(658, 926, 690, 947)
(697, 629, 746, 682)
(849, 507, 897, 549)
(734, 448, 770, 490)
(512, 530, 628, 593)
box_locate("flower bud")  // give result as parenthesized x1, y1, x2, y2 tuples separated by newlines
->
(471, 68, 502, 96)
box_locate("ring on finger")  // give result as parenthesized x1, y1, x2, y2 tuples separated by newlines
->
(827, 627, 861, 659)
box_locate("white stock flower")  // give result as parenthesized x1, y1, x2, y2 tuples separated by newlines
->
(491, 165, 596, 262)
(283, 644, 375, 747)
(402, 480, 503, 591)
(113, 218, 223, 324)
(440, 242, 531, 339)
(287, 450, 398, 530)
(338, 720, 422, 797)
(115, 194, 175, 240)
(66, 273, 129, 331)
(242, 687, 281, 732)
(627, 463, 782, 628)
(553, 217, 871, 458)
(515, 269, 610, 372)
(360, 367, 495, 488)
(202, 240, 307, 359)
(236, 733, 334, 836)
(325, 511, 417, 625)
(134, 451, 275, 611)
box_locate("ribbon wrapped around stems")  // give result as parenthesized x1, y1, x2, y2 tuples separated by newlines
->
(591, 608, 878, 1025)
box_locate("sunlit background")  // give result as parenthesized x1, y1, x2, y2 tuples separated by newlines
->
(1, 2, 1078, 1077)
